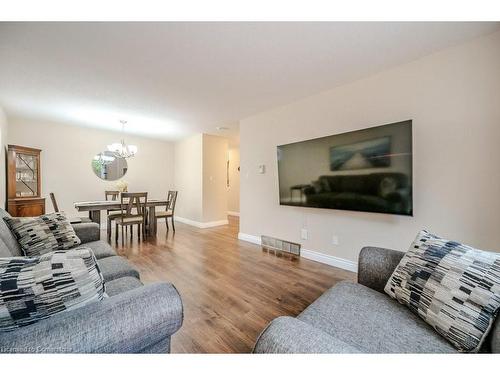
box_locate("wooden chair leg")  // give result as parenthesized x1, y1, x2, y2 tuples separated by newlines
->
(171, 216, 175, 232)
(115, 223, 118, 243)
(166, 217, 169, 231)
(130, 225, 133, 240)
(121, 226, 124, 246)
(107, 218, 111, 239)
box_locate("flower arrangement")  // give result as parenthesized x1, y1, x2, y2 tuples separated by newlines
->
(115, 180, 128, 192)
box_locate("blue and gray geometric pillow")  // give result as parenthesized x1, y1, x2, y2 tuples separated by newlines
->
(385, 230, 500, 352)
(0, 247, 105, 331)
(3, 212, 81, 257)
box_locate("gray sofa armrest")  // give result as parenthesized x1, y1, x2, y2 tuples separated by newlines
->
(0, 282, 183, 353)
(72, 222, 100, 243)
(358, 246, 405, 294)
(253, 316, 360, 353)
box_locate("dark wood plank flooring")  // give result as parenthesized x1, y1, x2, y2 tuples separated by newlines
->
(108, 216, 355, 353)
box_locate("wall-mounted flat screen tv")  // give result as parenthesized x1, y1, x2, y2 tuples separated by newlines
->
(277, 120, 413, 216)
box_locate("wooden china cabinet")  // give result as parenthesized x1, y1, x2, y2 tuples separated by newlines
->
(6, 145, 46, 217)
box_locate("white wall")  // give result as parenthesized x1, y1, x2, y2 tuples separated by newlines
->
(227, 146, 240, 214)
(173, 133, 229, 225)
(202, 134, 228, 222)
(0, 107, 8, 208)
(8, 117, 175, 219)
(7, 115, 230, 228)
(174, 133, 203, 222)
(240, 30, 500, 266)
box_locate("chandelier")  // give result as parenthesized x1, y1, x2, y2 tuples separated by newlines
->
(107, 120, 138, 158)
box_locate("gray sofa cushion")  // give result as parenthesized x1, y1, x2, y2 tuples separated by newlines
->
(0, 208, 23, 257)
(106, 276, 143, 297)
(97, 255, 140, 282)
(84, 240, 117, 259)
(298, 281, 456, 353)
(72, 222, 101, 243)
(253, 316, 361, 353)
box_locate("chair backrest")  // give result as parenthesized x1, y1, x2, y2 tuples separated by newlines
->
(167, 191, 178, 213)
(105, 190, 120, 201)
(49, 192, 59, 212)
(120, 192, 148, 218)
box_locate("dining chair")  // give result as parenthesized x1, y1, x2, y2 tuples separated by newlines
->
(105, 190, 121, 240)
(155, 191, 178, 232)
(105, 190, 120, 201)
(49, 192, 92, 224)
(114, 192, 148, 244)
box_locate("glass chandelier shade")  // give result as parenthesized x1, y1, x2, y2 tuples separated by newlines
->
(107, 120, 138, 158)
(106, 141, 138, 158)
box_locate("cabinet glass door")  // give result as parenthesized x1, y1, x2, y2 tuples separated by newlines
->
(15, 153, 38, 197)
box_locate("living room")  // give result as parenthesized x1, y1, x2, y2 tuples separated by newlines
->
(1, 1, 500, 374)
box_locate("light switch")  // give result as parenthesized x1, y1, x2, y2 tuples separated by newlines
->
(258, 165, 266, 174)
(332, 235, 339, 245)
(301, 228, 308, 240)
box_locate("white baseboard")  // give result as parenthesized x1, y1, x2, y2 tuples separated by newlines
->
(101, 217, 228, 230)
(237, 232, 358, 273)
(201, 219, 229, 228)
(238, 232, 261, 244)
(227, 211, 240, 217)
(301, 249, 357, 273)
(176, 216, 229, 229)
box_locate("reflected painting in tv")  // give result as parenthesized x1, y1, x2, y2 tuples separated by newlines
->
(277, 120, 412, 216)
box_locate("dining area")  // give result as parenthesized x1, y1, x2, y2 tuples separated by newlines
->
(62, 190, 178, 243)
(6, 135, 182, 247)
(72, 145, 178, 243)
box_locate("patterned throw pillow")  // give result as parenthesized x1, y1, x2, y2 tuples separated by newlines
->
(385, 230, 500, 352)
(3, 212, 81, 256)
(0, 247, 105, 331)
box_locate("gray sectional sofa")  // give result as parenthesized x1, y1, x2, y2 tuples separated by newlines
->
(254, 246, 499, 353)
(0, 208, 183, 353)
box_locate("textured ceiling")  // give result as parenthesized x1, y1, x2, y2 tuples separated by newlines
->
(0, 22, 498, 140)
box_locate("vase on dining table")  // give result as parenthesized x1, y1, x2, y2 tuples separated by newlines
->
(115, 180, 128, 193)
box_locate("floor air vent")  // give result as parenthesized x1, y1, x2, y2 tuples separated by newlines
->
(261, 235, 301, 257)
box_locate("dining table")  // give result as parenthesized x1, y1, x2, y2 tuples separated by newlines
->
(74, 199, 168, 235)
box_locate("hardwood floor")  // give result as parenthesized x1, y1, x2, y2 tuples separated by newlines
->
(108, 216, 356, 353)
